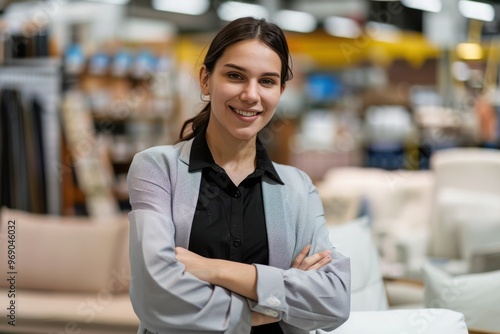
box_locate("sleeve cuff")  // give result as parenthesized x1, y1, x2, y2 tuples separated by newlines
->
(248, 264, 287, 318)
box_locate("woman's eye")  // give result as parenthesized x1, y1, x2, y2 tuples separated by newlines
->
(228, 73, 243, 80)
(261, 78, 276, 85)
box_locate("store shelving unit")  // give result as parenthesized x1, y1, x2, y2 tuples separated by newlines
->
(60, 41, 180, 215)
(0, 58, 63, 215)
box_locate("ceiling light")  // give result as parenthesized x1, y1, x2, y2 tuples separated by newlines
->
(456, 42, 483, 59)
(274, 10, 317, 33)
(324, 16, 361, 39)
(401, 0, 442, 13)
(459, 0, 495, 22)
(153, 0, 210, 16)
(217, 1, 269, 21)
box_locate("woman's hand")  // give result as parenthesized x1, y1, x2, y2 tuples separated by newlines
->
(291, 244, 332, 271)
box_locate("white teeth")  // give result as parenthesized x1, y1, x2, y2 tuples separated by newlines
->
(233, 108, 258, 117)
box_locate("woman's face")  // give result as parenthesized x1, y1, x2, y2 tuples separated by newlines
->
(201, 39, 285, 142)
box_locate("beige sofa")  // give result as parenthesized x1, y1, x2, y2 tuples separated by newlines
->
(0, 207, 139, 333)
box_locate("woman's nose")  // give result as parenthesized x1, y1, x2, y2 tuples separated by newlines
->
(240, 81, 259, 103)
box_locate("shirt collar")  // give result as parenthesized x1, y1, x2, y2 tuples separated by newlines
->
(188, 130, 284, 185)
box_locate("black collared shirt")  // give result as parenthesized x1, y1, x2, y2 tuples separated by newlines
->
(188, 130, 284, 334)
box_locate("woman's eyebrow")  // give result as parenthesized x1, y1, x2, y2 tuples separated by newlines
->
(223, 63, 281, 78)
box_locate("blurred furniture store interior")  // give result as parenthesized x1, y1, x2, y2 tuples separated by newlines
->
(1, 0, 500, 333)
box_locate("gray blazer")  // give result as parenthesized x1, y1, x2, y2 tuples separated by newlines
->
(127, 138, 350, 334)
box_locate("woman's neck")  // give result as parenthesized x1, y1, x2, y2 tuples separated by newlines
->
(205, 127, 257, 185)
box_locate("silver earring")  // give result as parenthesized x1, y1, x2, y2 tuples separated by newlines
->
(200, 93, 210, 102)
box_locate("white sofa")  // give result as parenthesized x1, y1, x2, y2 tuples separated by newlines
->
(312, 216, 469, 334)
(314, 158, 500, 334)
(327, 216, 388, 312)
(317, 167, 434, 280)
(423, 261, 500, 332)
(428, 147, 500, 267)
(324, 308, 468, 334)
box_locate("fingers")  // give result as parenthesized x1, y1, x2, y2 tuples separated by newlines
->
(292, 247, 332, 271)
(291, 244, 311, 269)
(305, 251, 332, 271)
(300, 249, 331, 271)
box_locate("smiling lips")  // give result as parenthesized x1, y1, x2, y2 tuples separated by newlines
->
(231, 106, 261, 117)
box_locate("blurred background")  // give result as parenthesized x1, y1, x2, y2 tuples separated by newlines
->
(1, 0, 500, 333)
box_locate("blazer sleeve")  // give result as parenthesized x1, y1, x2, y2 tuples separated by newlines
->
(249, 169, 351, 332)
(127, 148, 252, 334)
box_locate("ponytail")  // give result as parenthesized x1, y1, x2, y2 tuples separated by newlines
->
(177, 103, 210, 142)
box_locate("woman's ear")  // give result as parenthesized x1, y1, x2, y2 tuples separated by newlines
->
(280, 83, 287, 94)
(199, 65, 210, 95)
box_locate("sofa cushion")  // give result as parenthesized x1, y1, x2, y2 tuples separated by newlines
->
(423, 261, 500, 332)
(314, 308, 468, 334)
(0, 288, 139, 333)
(328, 216, 388, 311)
(457, 216, 500, 273)
(0, 207, 130, 293)
(320, 192, 361, 225)
(384, 280, 424, 309)
(431, 187, 500, 259)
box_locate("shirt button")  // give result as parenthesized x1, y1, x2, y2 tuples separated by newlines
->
(265, 309, 279, 317)
(267, 296, 281, 306)
(234, 191, 241, 198)
(233, 238, 241, 247)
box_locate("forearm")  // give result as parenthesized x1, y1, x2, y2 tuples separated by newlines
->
(211, 263, 280, 326)
(207, 260, 280, 326)
(176, 247, 260, 301)
(177, 244, 332, 302)
(175, 244, 337, 328)
(210, 259, 258, 301)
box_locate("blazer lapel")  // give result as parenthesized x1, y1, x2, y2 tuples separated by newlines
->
(262, 177, 293, 269)
(172, 139, 201, 248)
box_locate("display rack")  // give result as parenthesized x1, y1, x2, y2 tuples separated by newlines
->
(0, 58, 63, 214)
(59, 42, 180, 214)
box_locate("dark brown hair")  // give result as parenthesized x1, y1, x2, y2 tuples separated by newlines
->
(178, 17, 293, 142)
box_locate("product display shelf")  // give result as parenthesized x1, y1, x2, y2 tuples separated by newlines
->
(60, 43, 180, 215)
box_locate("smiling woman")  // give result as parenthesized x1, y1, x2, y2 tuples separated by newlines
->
(127, 17, 351, 334)
(199, 39, 284, 178)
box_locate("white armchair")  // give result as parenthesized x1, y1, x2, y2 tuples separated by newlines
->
(427, 148, 500, 275)
(327, 216, 388, 312)
(317, 167, 434, 279)
(423, 261, 500, 333)
(312, 216, 468, 334)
